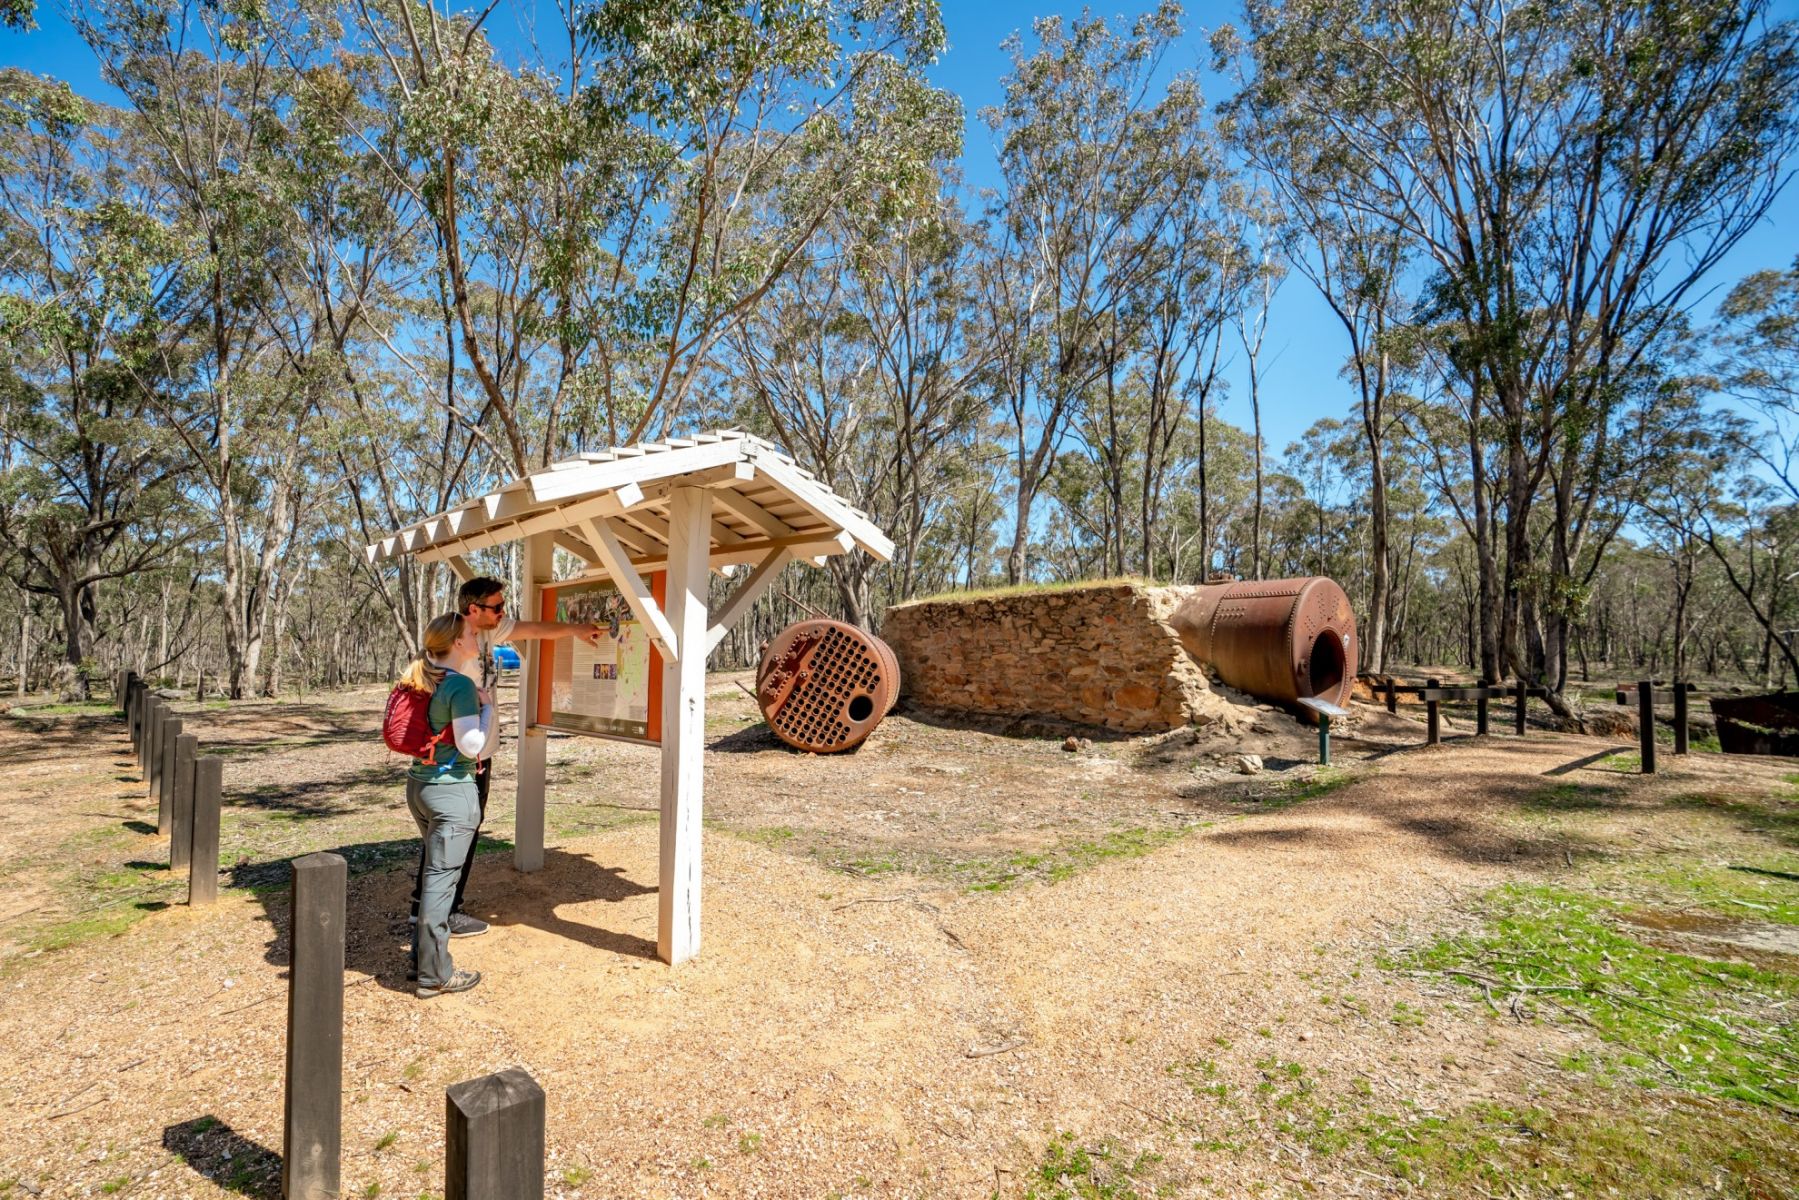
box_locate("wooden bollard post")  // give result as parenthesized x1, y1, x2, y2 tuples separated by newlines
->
(169, 734, 198, 871)
(446, 1068, 546, 1200)
(284, 852, 346, 1200)
(1476, 679, 1490, 736)
(1425, 678, 1441, 745)
(1673, 683, 1690, 756)
(1385, 678, 1397, 714)
(189, 757, 222, 906)
(126, 680, 141, 757)
(1514, 677, 1528, 736)
(1637, 678, 1657, 775)
(145, 702, 165, 793)
(156, 715, 184, 835)
(134, 683, 150, 762)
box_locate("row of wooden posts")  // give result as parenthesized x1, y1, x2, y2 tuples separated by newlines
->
(117, 669, 222, 901)
(112, 673, 548, 1197)
(287, 852, 546, 1199)
(1370, 674, 1694, 775)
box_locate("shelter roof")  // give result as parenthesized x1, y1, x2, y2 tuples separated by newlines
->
(364, 430, 893, 577)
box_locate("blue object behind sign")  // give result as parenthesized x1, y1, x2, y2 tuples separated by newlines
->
(492, 644, 521, 671)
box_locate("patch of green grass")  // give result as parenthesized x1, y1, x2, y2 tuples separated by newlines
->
(1674, 790, 1799, 847)
(13, 701, 117, 716)
(1264, 767, 1356, 809)
(561, 1166, 593, 1187)
(836, 852, 908, 877)
(737, 1131, 763, 1155)
(1389, 1001, 1426, 1028)
(961, 827, 1188, 893)
(1527, 782, 1626, 812)
(904, 576, 1154, 607)
(1314, 1097, 1794, 1196)
(737, 825, 796, 849)
(1023, 1132, 1169, 1200)
(99, 1178, 131, 1195)
(1635, 858, 1799, 926)
(1399, 884, 1798, 1109)
(29, 906, 153, 952)
(547, 803, 657, 840)
(373, 1131, 397, 1153)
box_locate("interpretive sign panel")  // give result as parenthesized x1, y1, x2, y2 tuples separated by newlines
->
(536, 574, 665, 744)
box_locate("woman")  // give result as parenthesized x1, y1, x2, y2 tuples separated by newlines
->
(398, 612, 494, 998)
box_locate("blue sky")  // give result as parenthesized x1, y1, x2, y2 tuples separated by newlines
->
(6, 1, 1795, 463)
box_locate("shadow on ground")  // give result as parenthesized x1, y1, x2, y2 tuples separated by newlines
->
(162, 1115, 281, 1198)
(234, 840, 659, 993)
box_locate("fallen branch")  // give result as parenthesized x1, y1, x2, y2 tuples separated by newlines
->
(966, 1038, 1026, 1059)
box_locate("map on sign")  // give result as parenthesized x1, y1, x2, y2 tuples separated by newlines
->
(543, 578, 658, 741)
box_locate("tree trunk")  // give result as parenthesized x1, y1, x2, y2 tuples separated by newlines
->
(1365, 440, 1390, 674)
(54, 580, 96, 701)
(17, 607, 28, 698)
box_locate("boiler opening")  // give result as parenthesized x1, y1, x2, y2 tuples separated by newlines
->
(847, 694, 875, 722)
(1306, 630, 1347, 700)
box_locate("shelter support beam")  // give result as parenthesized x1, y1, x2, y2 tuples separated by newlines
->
(515, 531, 554, 873)
(659, 487, 710, 965)
(706, 548, 793, 656)
(579, 517, 680, 663)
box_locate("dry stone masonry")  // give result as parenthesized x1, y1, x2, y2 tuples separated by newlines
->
(881, 582, 1233, 733)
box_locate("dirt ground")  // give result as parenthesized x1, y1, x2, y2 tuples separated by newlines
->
(0, 677, 1794, 1198)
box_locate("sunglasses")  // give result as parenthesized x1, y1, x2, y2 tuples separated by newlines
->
(471, 600, 507, 613)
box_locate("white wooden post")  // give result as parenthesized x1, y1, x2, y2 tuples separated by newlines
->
(658, 487, 710, 964)
(515, 531, 553, 873)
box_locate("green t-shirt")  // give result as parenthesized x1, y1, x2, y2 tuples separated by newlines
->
(408, 669, 481, 782)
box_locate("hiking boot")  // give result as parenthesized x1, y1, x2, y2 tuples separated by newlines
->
(417, 969, 481, 998)
(448, 912, 489, 938)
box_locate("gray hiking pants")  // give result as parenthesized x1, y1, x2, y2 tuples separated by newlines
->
(405, 775, 480, 989)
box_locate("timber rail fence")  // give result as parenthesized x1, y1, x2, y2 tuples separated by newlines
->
(1359, 672, 1700, 775)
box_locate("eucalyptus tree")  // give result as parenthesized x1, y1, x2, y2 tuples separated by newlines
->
(730, 181, 984, 627)
(1220, 187, 1284, 582)
(1211, 61, 1409, 667)
(342, 0, 951, 479)
(981, 0, 1211, 584)
(0, 71, 195, 697)
(1716, 256, 1799, 495)
(75, 0, 341, 697)
(1227, 0, 1799, 706)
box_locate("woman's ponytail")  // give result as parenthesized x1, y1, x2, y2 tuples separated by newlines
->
(397, 612, 466, 693)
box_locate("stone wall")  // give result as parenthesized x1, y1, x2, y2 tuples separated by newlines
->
(880, 583, 1214, 733)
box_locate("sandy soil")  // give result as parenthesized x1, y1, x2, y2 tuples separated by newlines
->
(0, 680, 1792, 1198)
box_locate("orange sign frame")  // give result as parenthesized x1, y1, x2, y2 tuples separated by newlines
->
(536, 572, 665, 745)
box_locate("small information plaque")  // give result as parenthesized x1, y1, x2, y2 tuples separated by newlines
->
(1296, 697, 1349, 720)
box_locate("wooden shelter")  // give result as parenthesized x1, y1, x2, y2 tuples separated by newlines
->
(366, 431, 893, 964)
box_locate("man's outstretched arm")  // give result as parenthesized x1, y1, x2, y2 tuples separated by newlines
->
(505, 620, 601, 642)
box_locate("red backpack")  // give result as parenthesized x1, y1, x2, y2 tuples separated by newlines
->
(383, 683, 452, 764)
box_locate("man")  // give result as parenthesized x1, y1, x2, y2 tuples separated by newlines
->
(410, 575, 602, 940)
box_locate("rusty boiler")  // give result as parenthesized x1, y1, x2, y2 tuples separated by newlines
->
(756, 619, 900, 753)
(1168, 577, 1357, 714)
